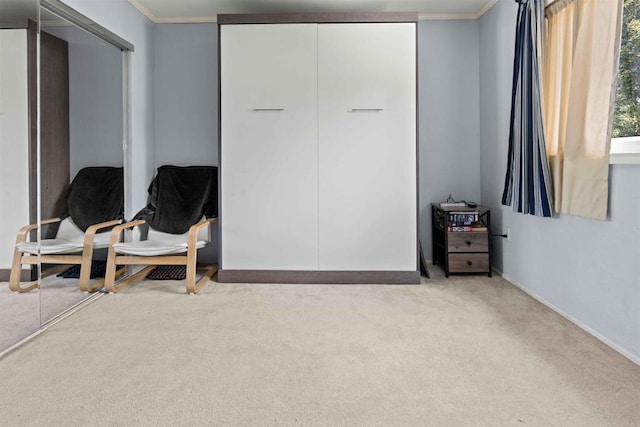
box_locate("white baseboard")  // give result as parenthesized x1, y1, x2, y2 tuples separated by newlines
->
(498, 269, 640, 367)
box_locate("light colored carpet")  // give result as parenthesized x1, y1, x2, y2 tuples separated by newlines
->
(0, 274, 97, 351)
(0, 267, 638, 426)
(0, 282, 40, 351)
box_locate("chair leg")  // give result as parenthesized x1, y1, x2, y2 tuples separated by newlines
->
(189, 265, 218, 295)
(80, 265, 126, 293)
(185, 241, 217, 295)
(104, 269, 116, 293)
(185, 256, 197, 294)
(107, 265, 156, 294)
(104, 245, 121, 293)
(9, 250, 38, 293)
(78, 255, 95, 293)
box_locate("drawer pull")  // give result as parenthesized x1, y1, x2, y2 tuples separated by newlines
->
(465, 240, 471, 245)
(467, 261, 473, 266)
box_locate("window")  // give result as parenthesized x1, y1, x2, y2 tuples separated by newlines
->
(611, 0, 640, 164)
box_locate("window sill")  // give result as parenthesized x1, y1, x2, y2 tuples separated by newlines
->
(610, 136, 640, 165)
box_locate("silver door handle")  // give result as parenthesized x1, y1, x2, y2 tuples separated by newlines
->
(350, 108, 383, 112)
(252, 108, 284, 111)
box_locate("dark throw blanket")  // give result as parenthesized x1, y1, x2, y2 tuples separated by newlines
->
(64, 166, 124, 232)
(134, 165, 218, 235)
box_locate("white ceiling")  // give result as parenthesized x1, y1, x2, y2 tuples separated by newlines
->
(127, 0, 498, 23)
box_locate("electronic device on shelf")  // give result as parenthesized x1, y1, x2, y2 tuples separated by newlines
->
(440, 195, 478, 208)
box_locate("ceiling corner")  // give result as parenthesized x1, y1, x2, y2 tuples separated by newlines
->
(128, 0, 159, 23)
(475, 0, 498, 18)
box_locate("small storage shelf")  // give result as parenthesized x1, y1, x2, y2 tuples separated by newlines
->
(431, 203, 492, 278)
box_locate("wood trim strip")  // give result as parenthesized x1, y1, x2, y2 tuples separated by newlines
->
(217, 12, 419, 25)
(27, 20, 37, 227)
(218, 270, 421, 284)
(414, 22, 420, 274)
(0, 268, 31, 282)
(218, 24, 223, 271)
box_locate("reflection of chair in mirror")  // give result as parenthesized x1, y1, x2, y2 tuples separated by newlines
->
(10, 167, 125, 293)
(104, 165, 218, 295)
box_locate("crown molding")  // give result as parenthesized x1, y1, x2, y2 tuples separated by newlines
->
(419, 13, 477, 20)
(127, 0, 158, 22)
(420, 0, 497, 20)
(128, 0, 497, 24)
(475, 0, 498, 18)
(155, 16, 218, 23)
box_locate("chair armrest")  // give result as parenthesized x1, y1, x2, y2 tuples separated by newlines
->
(15, 217, 61, 244)
(107, 219, 147, 246)
(82, 219, 124, 253)
(187, 217, 218, 247)
(85, 219, 123, 235)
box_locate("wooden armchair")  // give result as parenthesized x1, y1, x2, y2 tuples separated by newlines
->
(104, 218, 218, 294)
(10, 217, 124, 293)
(103, 165, 218, 295)
(9, 166, 125, 293)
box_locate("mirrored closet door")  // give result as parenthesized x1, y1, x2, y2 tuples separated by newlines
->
(0, 0, 40, 353)
(0, 0, 133, 354)
(38, 2, 128, 325)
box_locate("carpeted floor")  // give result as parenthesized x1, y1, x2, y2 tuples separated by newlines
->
(0, 267, 638, 426)
(0, 274, 98, 351)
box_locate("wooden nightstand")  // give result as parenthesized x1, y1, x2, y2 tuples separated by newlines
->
(431, 204, 492, 277)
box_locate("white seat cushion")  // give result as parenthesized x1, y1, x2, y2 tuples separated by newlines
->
(112, 239, 208, 256)
(16, 218, 111, 255)
(112, 221, 210, 257)
(17, 239, 83, 255)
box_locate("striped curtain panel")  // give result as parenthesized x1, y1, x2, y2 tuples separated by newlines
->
(502, 0, 554, 217)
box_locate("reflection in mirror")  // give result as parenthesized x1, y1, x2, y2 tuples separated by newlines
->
(0, 0, 40, 353)
(37, 10, 124, 325)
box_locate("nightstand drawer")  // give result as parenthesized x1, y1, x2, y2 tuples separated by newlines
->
(447, 232, 488, 252)
(448, 253, 489, 273)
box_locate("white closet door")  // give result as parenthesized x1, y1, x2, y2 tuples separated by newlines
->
(318, 23, 417, 271)
(0, 30, 30, 271)
(221, 24, 319, 270)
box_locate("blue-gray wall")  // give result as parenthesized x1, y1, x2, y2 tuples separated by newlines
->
(479, 0, 640, 363)
(418, 20, 481, 257)
(153, 23, 218, 168)
(44, 25, 123, 178)
(153, 23, 219, 263)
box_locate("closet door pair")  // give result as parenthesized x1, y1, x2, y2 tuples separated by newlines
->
(221, 23, 416, 272)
